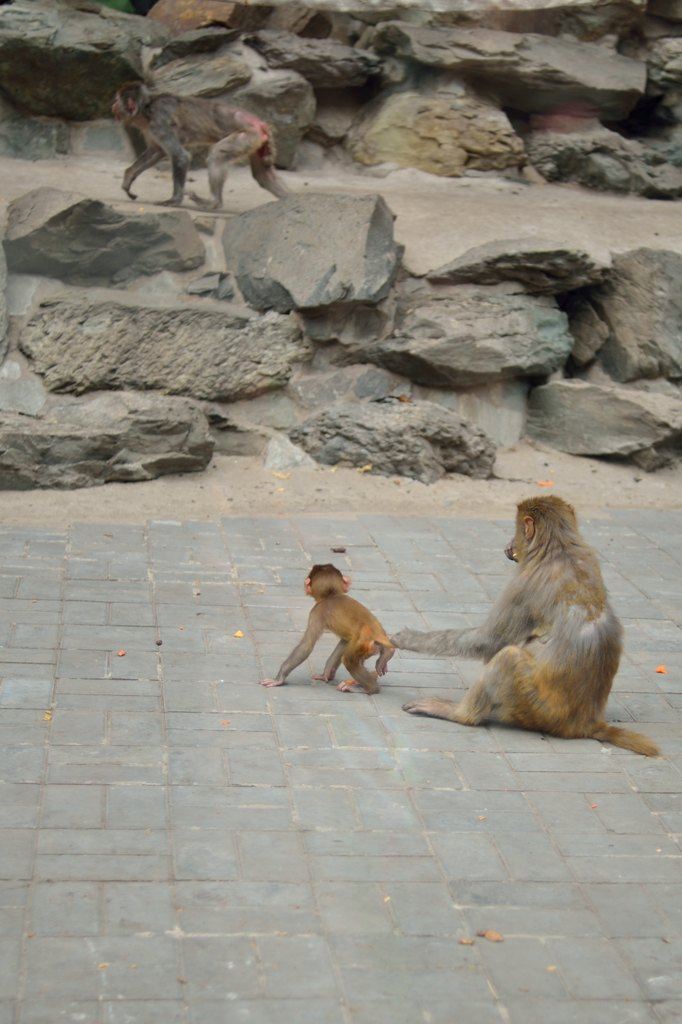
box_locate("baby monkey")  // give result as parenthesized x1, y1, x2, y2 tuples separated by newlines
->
(260, 564, 394, 693)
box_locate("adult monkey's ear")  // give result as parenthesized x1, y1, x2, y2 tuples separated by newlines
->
(523, 515, 535, 540)
(342, 575, 351, 592)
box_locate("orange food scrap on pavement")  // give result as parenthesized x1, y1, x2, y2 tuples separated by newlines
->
(233, 630, 245, 638)
(459, 938, 475, 946)
(656, 664, 668, 674)
(117, 649, 126, 657)
(477, 930, 504, 942)
(536, 480, 554, 488)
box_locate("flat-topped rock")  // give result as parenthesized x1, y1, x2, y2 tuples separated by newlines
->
(427, 238, 609, 294)
(3, 188, 204, 285)
(0, 391, 213, 490)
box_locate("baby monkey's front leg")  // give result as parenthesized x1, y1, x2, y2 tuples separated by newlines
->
(260, 622, 321, 688)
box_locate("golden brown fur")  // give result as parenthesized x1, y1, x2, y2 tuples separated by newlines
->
(397, 496, 659, 757)
(260, 563, 394, 694)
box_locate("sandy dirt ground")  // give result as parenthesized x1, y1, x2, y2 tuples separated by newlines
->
(3, 442, 680, 527)
(2, 151, 682, 272)
(1, 152, 681, 526)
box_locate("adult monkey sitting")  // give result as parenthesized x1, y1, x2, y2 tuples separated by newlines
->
(397, 495, 659, 756)
(111, 81, 288, 208)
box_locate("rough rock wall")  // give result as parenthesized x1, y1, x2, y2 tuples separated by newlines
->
(0, 0, 680, 486)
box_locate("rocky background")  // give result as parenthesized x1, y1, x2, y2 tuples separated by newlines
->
(0, 0, 680, 488)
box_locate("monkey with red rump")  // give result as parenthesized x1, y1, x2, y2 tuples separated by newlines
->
(112, 81, 288, 209)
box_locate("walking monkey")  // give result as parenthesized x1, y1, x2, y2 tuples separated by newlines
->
(112, 81, 287, 208)
(260, 564, 394, 694)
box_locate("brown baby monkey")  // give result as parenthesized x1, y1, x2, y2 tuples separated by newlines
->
(260, 564, 394, 693)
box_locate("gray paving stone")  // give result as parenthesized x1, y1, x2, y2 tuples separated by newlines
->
(238, 831, 308, 882)
(47, 745, 164, 785)
(585, 883, 672, 938)
(0, 785, 40, 828)
(549, 936, 643, 999)
(430, 832, 507, 881)
(24, 936, 182, 1000)
(104, 1003, 186, 1024)
(42, 785, 104, 828)
(104, 882, 176, 934)
(30, 882, 99, 936)
(35, 829, 170, 882)
(0, 746, 44, 783)
(0, 514, 679, 1022)
(50, 709, 106, 745)
(0, 881, 27, 937)
(505, 999, 658, 1023)
(304, 830, 428, 858)
(0, 678, 53, 708)
(451, 879, 586, 911)
(413, 789, 538, 832)
(384, 880, 467, 936)
(176, 879, 317, 935)
(170, 786, 291, 830)
(108, 712, 164, 745)
(293, 787, 357, 830)
(478, 934, 568, 998)
(180, 936, 260, 1000)
(316, 881, 392, 935)
(494, 832, 572, 881)
(106, 785, 167, 828)
(227, 747, 286, 787)
(173, 829, 238, 880)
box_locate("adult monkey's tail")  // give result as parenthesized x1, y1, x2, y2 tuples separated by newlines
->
(591, 722, 660, 757)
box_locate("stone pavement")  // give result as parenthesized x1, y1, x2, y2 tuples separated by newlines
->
(0, 511, 680, 1024)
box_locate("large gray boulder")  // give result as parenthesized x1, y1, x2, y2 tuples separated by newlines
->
(150, 46, 252, 98)
(526, 127, 682, 199)
(150, 28, 241, 70)
(0, 96, 69, 161)
(428, 239, 609, 295)
(0, 360, 47, 417)
(647, 38, 682, 92)
(3, 188, 204, 285)
(437, 1, 646, 42)
(527, 379, 682, 470)
(229, 68, 315, 168)
(0, 0, 166, 121)
(0, 391, 213, 490)
(290, 399, 495, 482)
(20, 295, 311, 402)
(246, 31, 381, 87)
(350, 289, 572, 387)
(371, 22, 645, 119)
(222, 193, 401, 313)
(347, 88, 524, 177)
(570, 250, 682, 381)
